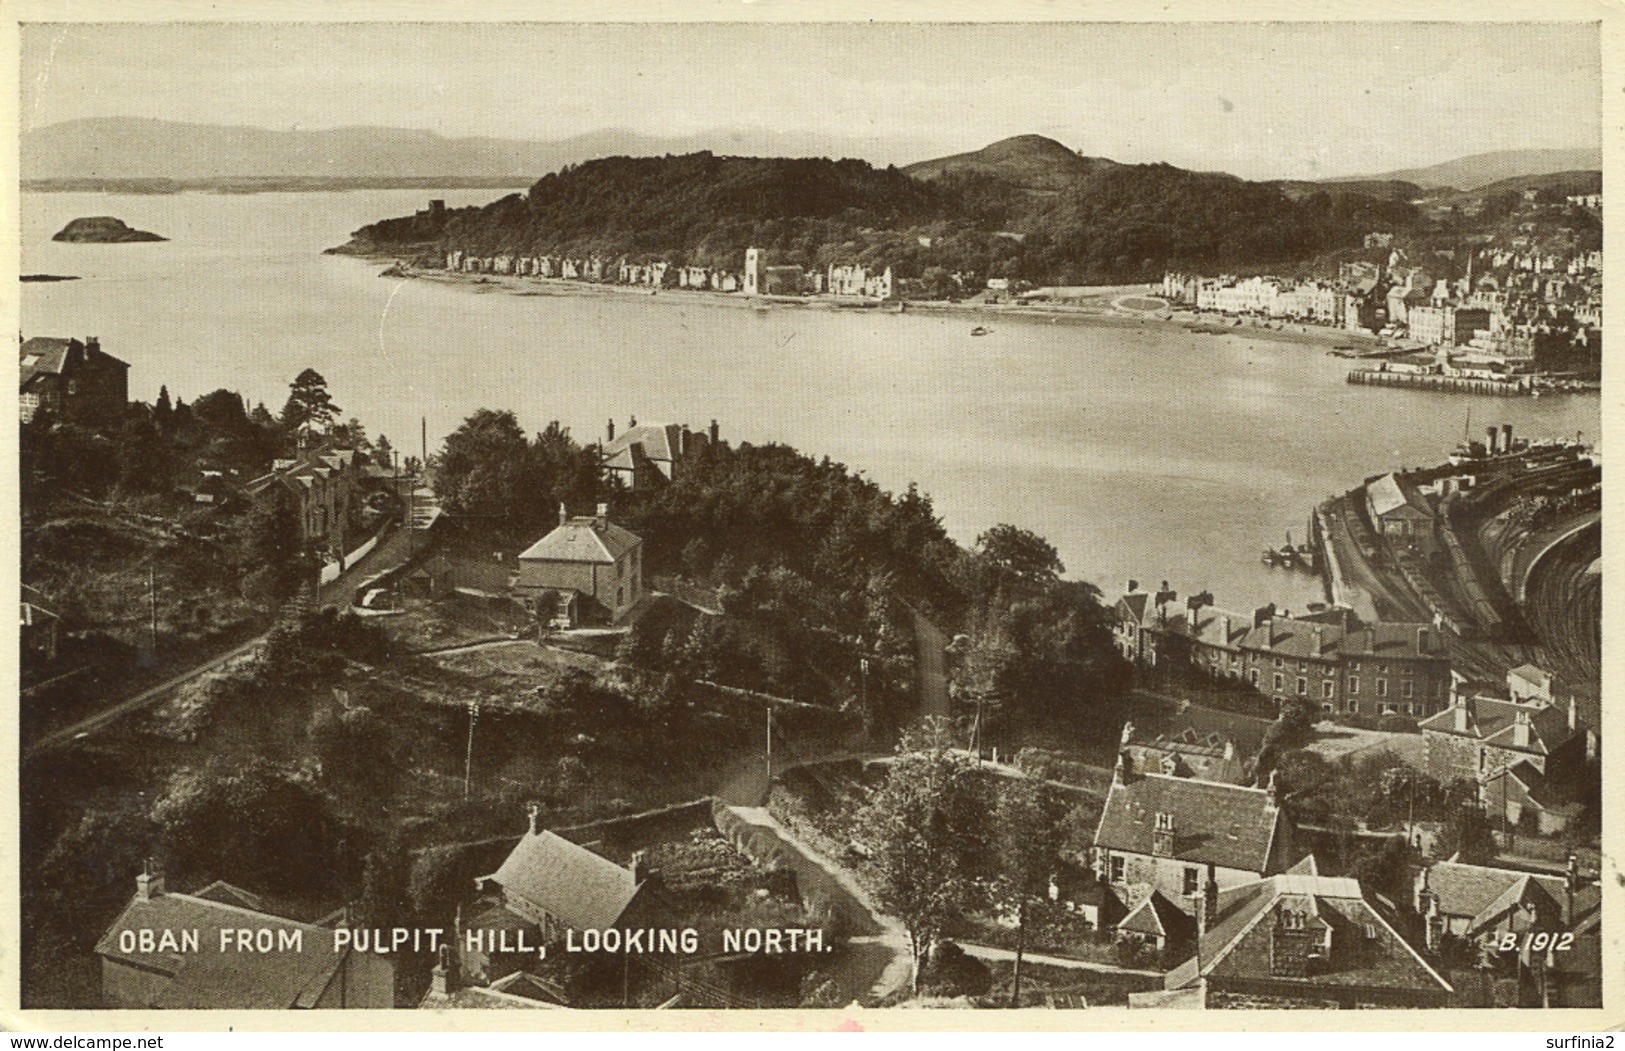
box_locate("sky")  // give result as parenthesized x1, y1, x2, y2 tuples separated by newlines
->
(18, 20, 1603, 181)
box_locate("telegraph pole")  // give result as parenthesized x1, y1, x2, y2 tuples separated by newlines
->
(464, 700, 481, 800)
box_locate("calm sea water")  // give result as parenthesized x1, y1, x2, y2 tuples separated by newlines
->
(21, 190, 1601, 610)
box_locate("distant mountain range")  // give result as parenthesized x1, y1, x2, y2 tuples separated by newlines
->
(19, 117, 939, 184)
(1331, 148, 1603, 191)
(22, 117, 1600, 193)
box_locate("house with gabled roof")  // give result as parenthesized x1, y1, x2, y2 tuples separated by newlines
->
(243, 443, 363, 556)
(600, 417, 719, 490)
(1144, 857, 1453, 1009)
(1120, 701, 1271, 786)
(1092, 743, 1297, 913)
(96, 866, 393, 1009)
(19, 336, 129, 426)
(515, 503, 642, 626)
(1420, 665, 1590, 833)
(460, 804, 663, 985)
(1413, 857, 1594, 951)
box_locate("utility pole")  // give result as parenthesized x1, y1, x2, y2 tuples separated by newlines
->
(148, 565, 159, 660)
(464, 700, 481, 800)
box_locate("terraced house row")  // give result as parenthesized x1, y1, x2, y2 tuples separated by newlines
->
(1115, 582, 1452, 717)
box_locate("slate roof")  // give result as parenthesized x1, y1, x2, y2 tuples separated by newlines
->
(1164, 871, 1450, 995)
(486, 831, 643, 930)
(1119, 890, 1196, 943)
(516, 517, 641, 565)
(19, 336, 129, 390)
(602, 423, 682, 472)
(95, 885, 356, 1008)
(1125, 701, 1271, 764)
(1421, 860, 1592, 929)
(1094, 773, 1286, 873)
(1418, 697, 1579, 754)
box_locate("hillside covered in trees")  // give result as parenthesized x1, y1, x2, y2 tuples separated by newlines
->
(332, 137, 1427, 285)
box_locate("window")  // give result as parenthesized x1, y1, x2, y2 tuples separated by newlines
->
(1402, 681, 1414, 699)
(1297, 677, 1307, 696)
(1346, 699, 1358, 714)
(1273, 673, 1283, 691)
(1322, 680, 1335, 699)
(1183, 867, 1200, 896)
(1109, 856, 1125, 883)
(1249, 669, 1259, 685)
(1349, 676, 1360, 695)
(1376, 679, 1389, 698)
(1274, 656, 1283, 669)
(617, 586, 624, 606)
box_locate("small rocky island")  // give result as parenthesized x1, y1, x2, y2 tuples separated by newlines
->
(52, 216, 167, 243)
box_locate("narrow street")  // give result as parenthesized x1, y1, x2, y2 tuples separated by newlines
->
(716, 804, 914, 1005)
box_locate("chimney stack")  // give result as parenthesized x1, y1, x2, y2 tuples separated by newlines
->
(1568, 694, 1578, 731)
(136, 859, 164, 901)
(1486, 425, 1499, 455)
(1453, 691, 1471, 732)
(86, 336, 100, 355)
(595, 502, 609, 532)
(1115, 749, 1137, 784)
(1199, 863, 1219, 933)
(1311, 625, 1323, 658)
(1151, 812, 1175, 857)
(1502, 423, 1514, 453)
(558, 501, 568, 527)
(1416, 626, 1429, 654)
(630, 850, 650, 883)
(526, 800, 541, 836)
(681, 424, 692, 458)
(1513, 708, 1532, 748)
(709, 419, 719, 445)
(606, 417, 615, 442)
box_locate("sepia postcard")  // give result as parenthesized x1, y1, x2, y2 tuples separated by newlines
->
(5, 1, 1619, 1034)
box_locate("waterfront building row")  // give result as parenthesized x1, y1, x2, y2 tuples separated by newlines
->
(441, 245, 892, 300)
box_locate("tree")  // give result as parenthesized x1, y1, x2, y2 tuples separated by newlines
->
(858, 717, 991, 992)
(974, 524, 1063, 588)
(433, 409, 541, 529)
(153, 386, 174, 431)
(280, 368, 340, 439)
(992, 776, 1069, 1006)
(373, 434, 394, 470)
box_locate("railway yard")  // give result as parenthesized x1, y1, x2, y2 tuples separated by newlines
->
(1314, 428, 1600, 723)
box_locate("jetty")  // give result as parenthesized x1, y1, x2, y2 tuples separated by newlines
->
(1347, 369, 1528, 396)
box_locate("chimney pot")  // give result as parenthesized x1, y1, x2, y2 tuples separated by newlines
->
(526, 801, 541, 836)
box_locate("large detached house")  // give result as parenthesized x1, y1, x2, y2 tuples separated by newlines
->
(96, 867, 393, 1009)
(515, 503, 642, 627)
(1092, 743, 1296, 911)
(1142, 857, 1454, 1009)
(19, 336, 129, 425)
(599, 417, 719, 490)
